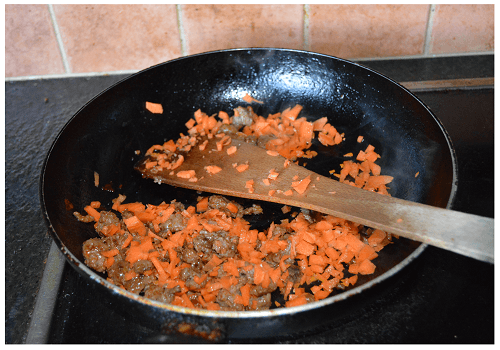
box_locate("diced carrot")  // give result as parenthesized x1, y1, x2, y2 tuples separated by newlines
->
(245, 179, 254, 193)
(218, 110, 230, 124)
(291, 175, 311, 194)
(158, 206, 175, 223)
(284, 280, 294, 299)
(223, 260, 240, 277)
(268, 169, 279, 180)
(181, 293, 196, 309)
(170, 155, 185, 170)
(162, 139, 176, 152)
(368, 161, 381, 176)
(148, 229, 165, 242)
(348, 275, 358, 285)
(358, 259, 376, 275)
(357, 244, 378, 261)
(198, 139, 209, 151)
(176, 170, 196, 179)
(206, 302, 220, 311)
(318, 131, 334, 146)
(343, 234, 365, 254)
(196, 197, 209, 212)
(84, 205, 100, 221)
(124, 215, 147, 236)
(100, 224, 120, 237)
(226, 202, 239, 214)
(367, 229, 387, 246)
(239, 283, 251, 306)
(111, 194, 127, 211)
(105, 257, 114, 268)
(124, 270, 138, 281)
(121, 234, 133, 249)
(311, 286, 330, 301)
(356, 150, 367, 161)
(185, 118, 196, 129)
(125, 244, 148, 264)
(295, 240, 315, 256)
(285, 294, 308, 307)
(312, 117, 328, 131)
(205, 165, 222, 174)
(365, 151, 378, 163)
(227, 145, 237, 155)
(309, 254, 327, 266)
(136, 211, 157, 222)
(216, 135, 231, 151)
(365, 175, 393, 189)
(193, 274, 207, 286)
(365, 144, 375, 152)
(145, 101, 163, 114)
(118, 202, 146, 214)
(150, 256, 169, 282)
(281, 104, 303, 121)
(236, 163, 249, 172)
(205, 254, 224, 271)
(242, 93, 263, 104)
(101, 249, 119, 258)
(325, 246, 340, 260)
(314, 220, 333, 231)
(253, 265, 267, 285)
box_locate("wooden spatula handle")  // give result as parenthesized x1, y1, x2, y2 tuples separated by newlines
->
(137, 138, 494, 263)
(295, 175, 494, 263)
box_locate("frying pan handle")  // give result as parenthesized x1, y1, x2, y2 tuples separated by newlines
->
(146, 318, 226, 343)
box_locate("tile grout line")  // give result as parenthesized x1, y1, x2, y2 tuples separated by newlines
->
(303, 4, 310, 51)
(423, 4, 437, 56)
(176, 4, 187, 56)
(5, 70, 140, 82)
(47, 4, 71, 74)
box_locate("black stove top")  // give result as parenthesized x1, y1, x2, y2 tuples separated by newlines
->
(5, 55, 494, 344)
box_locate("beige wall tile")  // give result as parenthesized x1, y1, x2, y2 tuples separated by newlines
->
(181, 4, 304, 55)
(52, 4, 182, 73)
(309, 4, 430, 59)
(430, 4, 494, 54)
(5, 4, 495, 78)
(5, 4, 65, 77)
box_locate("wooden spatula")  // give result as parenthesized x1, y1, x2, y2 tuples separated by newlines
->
(136, 137, 494, 263)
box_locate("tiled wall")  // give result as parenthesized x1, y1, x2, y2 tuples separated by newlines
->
(5, 4, 494, 79)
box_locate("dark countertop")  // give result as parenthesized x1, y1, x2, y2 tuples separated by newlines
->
(5, 75, 127, 344)
(5, 54, 494, 344)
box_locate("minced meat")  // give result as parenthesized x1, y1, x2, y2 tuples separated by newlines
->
(78, 194, 394, 311)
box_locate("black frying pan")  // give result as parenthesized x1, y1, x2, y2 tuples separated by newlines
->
(40, 48, 456, 341)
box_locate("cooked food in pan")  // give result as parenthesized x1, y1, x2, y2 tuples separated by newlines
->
(75, 101, 397, 311)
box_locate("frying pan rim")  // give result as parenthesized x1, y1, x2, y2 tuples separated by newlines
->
(39, 47, 458, 319)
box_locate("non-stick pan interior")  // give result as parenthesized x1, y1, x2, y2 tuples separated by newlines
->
(41, 48, 456, 311)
